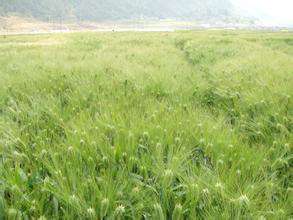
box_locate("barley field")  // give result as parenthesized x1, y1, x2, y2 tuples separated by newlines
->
(0, 30, 292, 219)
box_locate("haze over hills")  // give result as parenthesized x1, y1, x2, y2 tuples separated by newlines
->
(0, 0, 235, 22)
(232, 0, 293, 27)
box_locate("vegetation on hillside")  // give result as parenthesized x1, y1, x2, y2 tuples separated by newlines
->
(0, 31, 292, 219)
(0, 0, 233, 22)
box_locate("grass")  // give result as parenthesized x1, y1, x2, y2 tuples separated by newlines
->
(0, 30, 292, 219)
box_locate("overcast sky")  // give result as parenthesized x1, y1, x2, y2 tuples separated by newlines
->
(232, 0, 293, 26)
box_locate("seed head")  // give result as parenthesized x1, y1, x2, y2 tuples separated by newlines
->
(102, 156, 109, 165)
(43, 177, 50, 185)
(132, 186, 140, 194)
(40, 149, 47, 157)
(69, 194, 79, 204)
(156, 143, 162, 148)
(122, 152, 127, 161)
(13, 151, 21, 158)
(68, 146, 74, 153)
(7, 208, 19, 219)
(87, 207, 95, 216)
(191, 183, 199, 192)
(114, 205, 125, 216)
(143, 131, 149, 139)
(172, 204, 183, 220)
(238, 194, 250, 206)
(217, 159, 224, 165)
(117, 191, 123, 197)
(215, 182, 224, 190)
(128, 132, 134, 138)
(164, 169, 173, 177)
(202, 188, 209, 195)
(153, 203, 164, 220)
(100, 198, 109, 218)
(30, 204, 36, 212)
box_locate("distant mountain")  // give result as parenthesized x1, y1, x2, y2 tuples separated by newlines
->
(0, 0, 235, 22)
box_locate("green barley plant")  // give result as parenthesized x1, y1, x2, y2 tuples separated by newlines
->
(0, 30, 292, 219)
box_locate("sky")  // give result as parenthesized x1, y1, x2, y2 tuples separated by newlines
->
(232, 0, 293, 26)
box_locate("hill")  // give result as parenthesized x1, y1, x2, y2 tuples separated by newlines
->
(0, 0, 234, 22)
